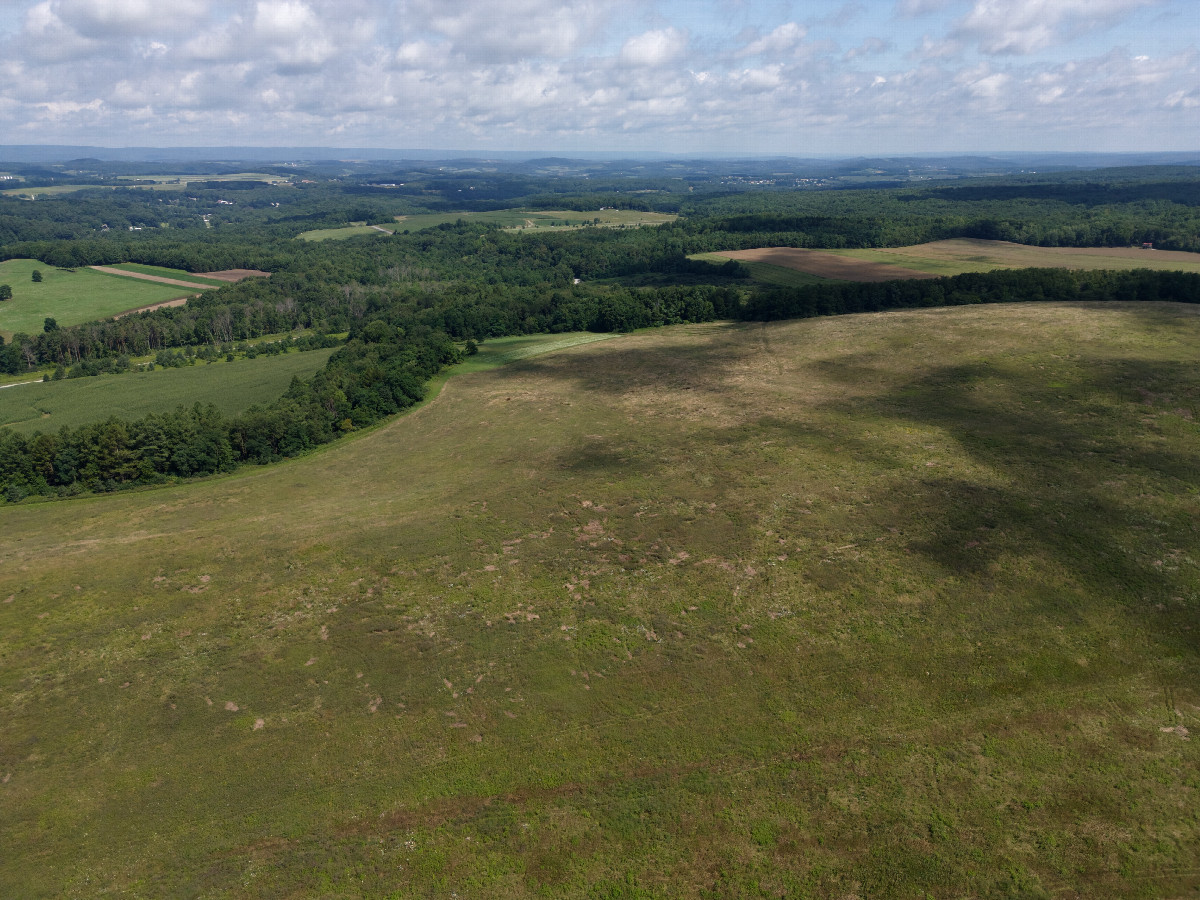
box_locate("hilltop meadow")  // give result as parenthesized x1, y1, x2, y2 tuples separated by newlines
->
(2, 159, 1200, 897)
(3, 303, 1199, 898)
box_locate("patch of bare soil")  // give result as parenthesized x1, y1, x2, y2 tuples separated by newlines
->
(721, 248, 940, 282)
(196, 269, 271, 282)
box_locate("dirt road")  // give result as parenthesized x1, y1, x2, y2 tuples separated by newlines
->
(89, 266, 218, 290)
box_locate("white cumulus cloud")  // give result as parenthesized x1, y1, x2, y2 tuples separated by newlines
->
(955, 0, 1162, 55)
(621, 27, 687, 67)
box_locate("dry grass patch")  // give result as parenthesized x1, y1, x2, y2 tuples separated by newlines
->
(714, 247, 941, 281)
(196, 269, 272, 282)
(2, 305, 1198, 898)
(832, 238, 1200, 276)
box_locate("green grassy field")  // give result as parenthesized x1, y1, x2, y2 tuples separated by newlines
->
(2, 305, 1198, 897)
(299, 209, 677, 241)
(296, 223, 396, 241)
(0, 259, 197, 338)
(454, 332, 618, 374)
(0, 348, 335, 433)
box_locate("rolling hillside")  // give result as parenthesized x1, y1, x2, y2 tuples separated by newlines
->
(2, 304, 1198, 898)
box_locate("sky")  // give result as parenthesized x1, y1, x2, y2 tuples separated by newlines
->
(0, 0, 1196, 155)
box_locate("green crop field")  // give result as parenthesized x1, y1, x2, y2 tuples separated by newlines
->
(104, 263, 232, 288)
(299, 209, 677, 241)
(2, 303, 1197, 897)
(0, 348, 335, 434)
(0, 259, 198, 337)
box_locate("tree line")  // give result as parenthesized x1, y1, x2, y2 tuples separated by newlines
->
(3, 266, 1199, 500)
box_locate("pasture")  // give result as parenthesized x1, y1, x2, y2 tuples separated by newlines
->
(2, 303, 1198, 897)
(298, 209, 677, 240)
(701, 238, 1200, 283)
(0, 347, 335, 434)
(0, 259, 197, 338)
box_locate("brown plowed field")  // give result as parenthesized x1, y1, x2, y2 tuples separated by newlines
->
(196, 269, 271, 282)
(717, 248, 940, 282)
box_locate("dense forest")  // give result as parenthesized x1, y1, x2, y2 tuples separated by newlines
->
(3, 162, 1200, 499)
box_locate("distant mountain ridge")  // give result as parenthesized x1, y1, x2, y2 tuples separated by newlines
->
(0, 146, 1197, 167)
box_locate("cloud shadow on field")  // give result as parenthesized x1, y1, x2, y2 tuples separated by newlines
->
(473, 321, 1200, 656)
(836, 351, 1200, 655)
(480, 329, 756, 402)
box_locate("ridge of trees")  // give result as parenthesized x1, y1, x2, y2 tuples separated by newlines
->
(3, 266, 1198, 500)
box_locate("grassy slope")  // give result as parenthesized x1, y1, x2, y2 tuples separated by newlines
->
(1, 306, 1198, 898)
(691, 252, 829, 287)
(0, 259, 196, 337)
(0, 348, 335, 433)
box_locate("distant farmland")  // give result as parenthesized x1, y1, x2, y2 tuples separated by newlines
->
(298, 208, 677, 240)
(0, 259, 199, 337)
(700, 239, 1200, 283)
(1, 173, 292, 198)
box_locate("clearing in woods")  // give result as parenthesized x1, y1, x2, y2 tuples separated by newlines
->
(1, 304, 1197, 897)
(0, 259, 198, 338)
(699, 238, 1200, 283)
(0, 347, 337, 434)
(298, 209, 677, 240)
(707, 246, 941, 282)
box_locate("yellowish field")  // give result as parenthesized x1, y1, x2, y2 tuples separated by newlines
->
(705, 239, 1200, 281)
(832, 238, 1200, 275)
(712, 247, 939, 281)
